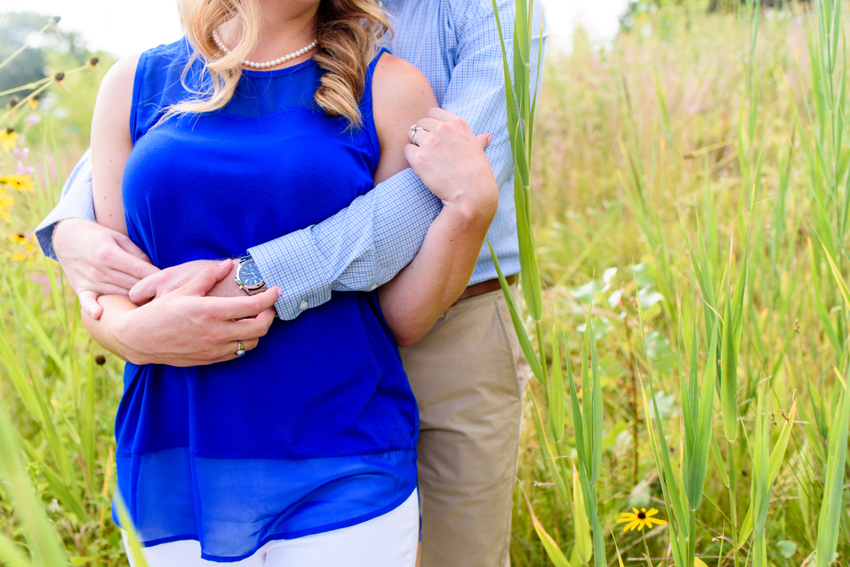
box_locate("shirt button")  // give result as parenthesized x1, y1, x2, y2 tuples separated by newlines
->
(370, 284, 378, 291)
(299, 301, 308, 310)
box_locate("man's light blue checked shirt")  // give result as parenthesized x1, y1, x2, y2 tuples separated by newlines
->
(35, 0, 547, 321)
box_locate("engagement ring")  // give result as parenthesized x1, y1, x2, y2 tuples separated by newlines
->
(408, 124, 424, 146)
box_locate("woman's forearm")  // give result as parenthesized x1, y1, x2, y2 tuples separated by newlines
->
(378, 199, 495, 347)
(82, 295, 138, 362)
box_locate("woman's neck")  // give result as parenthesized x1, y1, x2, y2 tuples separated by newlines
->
(219, 0, 319, 70)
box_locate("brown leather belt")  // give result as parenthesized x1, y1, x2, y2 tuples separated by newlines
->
(454, 274, 517, 305)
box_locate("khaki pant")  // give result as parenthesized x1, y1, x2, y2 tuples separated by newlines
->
(400, 286, 527, 567)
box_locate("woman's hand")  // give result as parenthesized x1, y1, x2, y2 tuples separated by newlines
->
(403, 107, 498, 220)
(85, 260, 281, 366)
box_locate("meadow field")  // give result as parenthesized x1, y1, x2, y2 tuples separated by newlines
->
(1, 2, 850, 566)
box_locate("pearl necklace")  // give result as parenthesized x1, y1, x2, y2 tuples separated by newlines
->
(212, 31, 317, 69)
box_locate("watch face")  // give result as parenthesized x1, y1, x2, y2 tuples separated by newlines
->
(238, 260, 264, 288)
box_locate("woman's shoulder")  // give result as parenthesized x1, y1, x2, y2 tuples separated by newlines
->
(95, 53, 141, 113)
(371, 51, 432, 105)
(98, 38, 188, 99)
(369, 51, 438, 184)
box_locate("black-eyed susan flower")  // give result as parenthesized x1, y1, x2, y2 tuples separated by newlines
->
(0, 128, 19, 152)
(616, 508, 667, 533)
(0, 174, 34, 192)
(9, 233, 35, 261)
(10, 232, 34, 249)
(28, 94, 40, 110)
(0, 189, 14, 223)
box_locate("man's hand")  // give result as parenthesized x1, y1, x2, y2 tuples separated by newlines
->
(403, 107, 499, 221)
(53, 219, 160, 320)
(129, 259, 244, 305)
(104, 260, 281, 366)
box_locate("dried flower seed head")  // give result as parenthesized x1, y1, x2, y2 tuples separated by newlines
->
(95, 354, 106, 366)
(54, 72, 69, 92)
(49, 17, 62, 35)
(88, 56, 99, 68)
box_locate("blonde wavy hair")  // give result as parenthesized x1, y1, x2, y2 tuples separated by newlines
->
(160, 0, 391, 129)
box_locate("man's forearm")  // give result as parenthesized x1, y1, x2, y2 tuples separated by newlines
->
(249, 168, 441, 320)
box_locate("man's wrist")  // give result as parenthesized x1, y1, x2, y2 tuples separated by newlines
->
(50, 219, 69, 261)
(234, 254, 268, 296)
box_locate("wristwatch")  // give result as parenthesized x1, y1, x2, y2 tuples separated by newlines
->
(235, 254, 267, 296)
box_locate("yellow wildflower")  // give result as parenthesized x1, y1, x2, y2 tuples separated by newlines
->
(0, 189, 13, 222)
(0, 174, 34, 192)
(0, 128, 19, 152)
(10, 233, 35, 252)
(11, 252, 29, 262)
(616, 508, 667, 533)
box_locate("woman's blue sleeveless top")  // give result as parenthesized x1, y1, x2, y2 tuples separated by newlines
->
(115, 38, 418, 562)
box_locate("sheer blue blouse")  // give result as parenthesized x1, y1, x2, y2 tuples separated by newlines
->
(113, 38, 418, 562)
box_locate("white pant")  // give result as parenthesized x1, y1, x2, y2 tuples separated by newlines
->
(123, 489, 419, 567)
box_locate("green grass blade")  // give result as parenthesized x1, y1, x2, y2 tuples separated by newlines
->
(589, 327, 603, 486)
(0, 402, 68, 567)
(565, 343, 588, 470)
(549, 324, 565, 442)
(529, 390, 569, 502)
(815, 379, 850, 567)
(522, 488, 570, 567)
(739, 393, 797, 543)
(114, 489, 150, 567)
(570, 461, 592, 566)
(0, 532, 34, 567)
(489, 242, 544, 381)
(686, 317, 719, 510)
(16, 435, 92, 524)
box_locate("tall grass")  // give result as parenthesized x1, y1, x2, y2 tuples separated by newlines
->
(500, 1, 850, 566)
